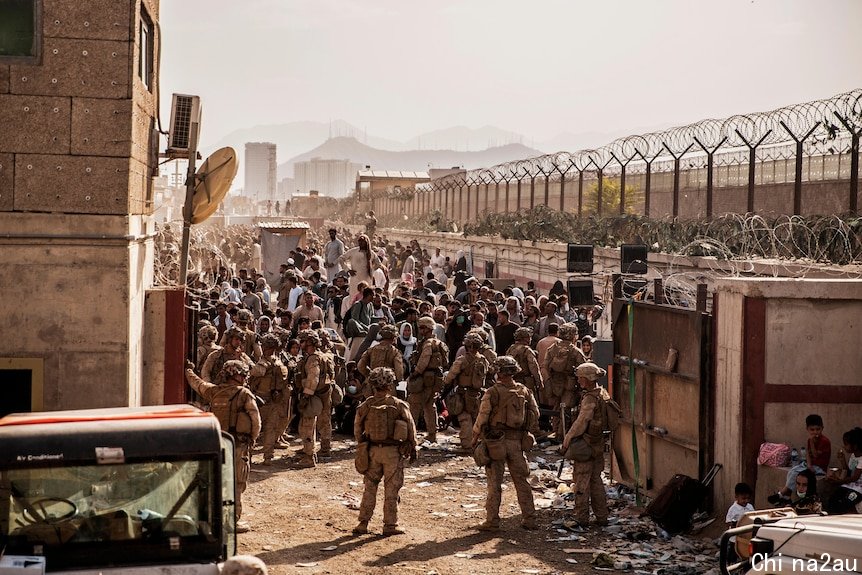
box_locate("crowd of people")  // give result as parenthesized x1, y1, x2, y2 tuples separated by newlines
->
(184, 224, 611, 535)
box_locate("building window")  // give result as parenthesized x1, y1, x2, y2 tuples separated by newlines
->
(139, 10, 153, 91)
(0, 0, 39, 61)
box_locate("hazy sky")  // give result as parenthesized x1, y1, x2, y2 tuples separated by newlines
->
(159, 0, 862, 149)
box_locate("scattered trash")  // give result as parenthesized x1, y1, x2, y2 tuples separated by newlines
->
(591, 552, 616, 568)
(454, 552, 473, 559)
(416, 481, 433, 488)
(320, 545, 338, 551)
(296, 562, 318, 568)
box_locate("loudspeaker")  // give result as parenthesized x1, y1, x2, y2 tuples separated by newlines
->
(621, 244, 648, 274)
(567, 279, 594, 306)
(566, 243, 594, 274)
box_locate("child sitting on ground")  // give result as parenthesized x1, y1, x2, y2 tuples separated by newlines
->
(768, 414, 831, 505)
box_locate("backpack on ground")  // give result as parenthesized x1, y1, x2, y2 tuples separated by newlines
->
(645, 474, 707, 535)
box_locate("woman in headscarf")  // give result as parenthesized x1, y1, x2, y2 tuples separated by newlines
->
(505, 296, 523, 325)
(337, 234, 381, 295)
(396, 322, 417, 374)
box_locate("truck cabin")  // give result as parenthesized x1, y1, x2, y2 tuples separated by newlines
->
(0, 405, 236, 573)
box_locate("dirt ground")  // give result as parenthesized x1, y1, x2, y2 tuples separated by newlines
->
(237, 430, 695, 575)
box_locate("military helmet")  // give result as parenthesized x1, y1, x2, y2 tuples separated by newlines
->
(236, 309, 254, 323)
(298, 329, 320, 346)
(559, 323, 580, 340)
(575, 362, 607, 381)
(368, 366, 396, 390)
(198, 325, 218, 343)
(316, 328, 332, 348)
(221, 359, 250, 381)
(379, 324, 398, 340)
(225, 326, 247, 342)
(514, 327, 533, 341)
(260, 333, 281, 350)
(417, 316, 435, 330)
(495, 355, 521, 375)
(468, 328, 488, 342)
(462, 332, 484, 349)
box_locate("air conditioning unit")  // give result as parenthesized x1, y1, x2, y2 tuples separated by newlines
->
(167, 93, 201, 157)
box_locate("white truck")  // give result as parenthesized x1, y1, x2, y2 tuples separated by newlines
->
(0, 405, 238, 574)
(720, 508, 862, 574)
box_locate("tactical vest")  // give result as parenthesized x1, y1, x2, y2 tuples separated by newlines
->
(209, 348, 241, 383)
(458, 353, 487, 389)
(509, 344, 535, 383)
(424, 339, 448, 370)
(297, 352, 327, 392)
(364, 397, 408, 443)
(548, 343, 579, 375)
(489, 384, 529, 429)
(369, 344, 399, 369)
(211, 385, 252, 436)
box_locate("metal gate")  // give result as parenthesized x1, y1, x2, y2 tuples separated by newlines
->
(609, 283, 713, 503)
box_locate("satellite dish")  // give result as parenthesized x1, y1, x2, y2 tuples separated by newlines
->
(191, 147, 238, 224)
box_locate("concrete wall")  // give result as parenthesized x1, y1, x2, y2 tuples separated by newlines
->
(713, 278, 862, 511)
(0, 1, 160, 411)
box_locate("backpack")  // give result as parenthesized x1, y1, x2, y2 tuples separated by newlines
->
(548, 346, 571, 375)
(211, 386, 242, 434)
(603, 397, 622, 433)
(493, 386, 527, 429)
(365, 401, 400, 442)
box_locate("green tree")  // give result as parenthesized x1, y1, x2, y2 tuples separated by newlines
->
(583, 179, 643, 215)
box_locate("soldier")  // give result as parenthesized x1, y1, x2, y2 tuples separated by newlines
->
(353, 367, 417, 536)
(506, 327, 544, 394)
(356, 323, 404, 397)
(196, 324, 220, 373)
(469, 328, 498, 387)
(220, 309, 262, 361)
(473, 356, 540, 531)
(315, 328, 337, 459)
(248, 334, 291, 464)
(561, 362, 611, 528)
(443, 332, 489, 450)
(542, 323, 586, 436)
(407, 316, 449, 444)
(185, 359, 261, 533)
(294, 329, 332, 468)
(201, 326, 254, 383)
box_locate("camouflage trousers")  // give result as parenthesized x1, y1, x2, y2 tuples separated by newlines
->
(572, 455, 608, 524)
(484, 438, 535, 526)
(547, 375, 577, 436)
(358, 445, 405, 529)
(235, 440, 250, 519)
(259, 398, 289, 459)
(407, 383, 438, 443)
(299, 390, 332, 457)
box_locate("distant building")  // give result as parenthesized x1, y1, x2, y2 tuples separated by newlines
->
(277, 176, 296, 199)
(294, 157, 362, 198)
(244, 142, 277, 202)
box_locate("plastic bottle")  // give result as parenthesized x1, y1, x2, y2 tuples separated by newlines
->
(791, 448, 799, 465)
(800, 446, 807, 463)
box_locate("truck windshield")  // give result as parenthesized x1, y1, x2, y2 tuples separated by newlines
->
(0, 459, 220, 570)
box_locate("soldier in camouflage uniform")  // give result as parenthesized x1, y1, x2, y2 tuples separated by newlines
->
(562, 362, 611, 527)
(468, 328, 498, 387)
(185, 360, 261, 532)
(407, 317, 449, 443)
(542, 323, 586, 436)
(473, 356, 540, 531)
(220, 309, 262, 361)
(357, 324, 404, 397)
(353, 367, 417, 536)
(201, 326, 254, 383)
(315, 328, 337, 459)
(506, 327, 543, 394)
(443, 332, 489, 450)
(294, 329, 332, 468)
(248, 334, 291, 464)
(196, 324, 220, 373)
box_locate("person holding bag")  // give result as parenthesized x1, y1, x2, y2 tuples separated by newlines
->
(561, 362, 611, 528)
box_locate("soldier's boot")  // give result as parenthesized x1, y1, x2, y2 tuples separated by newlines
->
(382, 525, 405, 536)
(295, 454, 317, 469)
(260, 456, 274, 466)
(476, 520, 500, 532)
(521, 517, 538, 530)
(352, 520, 369, 535)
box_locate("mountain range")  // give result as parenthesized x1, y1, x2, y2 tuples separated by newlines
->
(203, 119, 671, 188)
